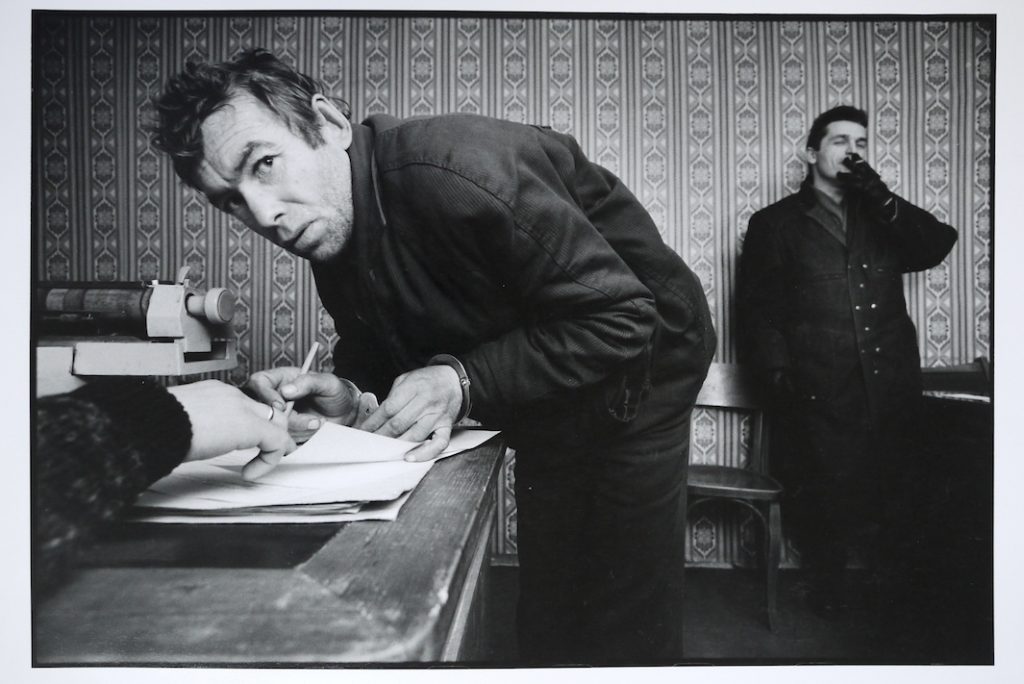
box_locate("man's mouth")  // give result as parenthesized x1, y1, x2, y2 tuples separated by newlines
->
(283, 222, 311, 251)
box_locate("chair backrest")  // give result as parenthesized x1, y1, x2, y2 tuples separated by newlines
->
(695, 362, 766, 410)
(694, 362, 770, 472)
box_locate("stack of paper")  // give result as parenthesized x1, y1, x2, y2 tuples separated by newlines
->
(130, 425, 499, 524)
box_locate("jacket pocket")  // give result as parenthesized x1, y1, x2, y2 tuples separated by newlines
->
(789, 326, 844, 403)
(602, 340, 653, 423)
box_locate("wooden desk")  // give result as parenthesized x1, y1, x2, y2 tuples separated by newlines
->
(34, 438, 506, 665)
(918, 389, 993, 659)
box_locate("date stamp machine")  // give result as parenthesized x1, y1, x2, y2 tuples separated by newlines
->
(36, 267, 238, 396)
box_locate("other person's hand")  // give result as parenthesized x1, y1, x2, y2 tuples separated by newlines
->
(246, 368, 373, 442)
(167, 380, 297, 480)
(359, 365, 463, 462)
(840, 153, 897, 221)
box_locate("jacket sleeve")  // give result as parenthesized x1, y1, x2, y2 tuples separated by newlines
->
(327, 303, 399, 400)
(888, 194, 959, 272)
(738, 213, 791, 375)
(387, 161, 658, 411)
(34, 378, 191, 595)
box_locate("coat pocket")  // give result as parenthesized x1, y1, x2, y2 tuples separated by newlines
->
(602, 342, 653, 423)
(789, 326, 846, 403)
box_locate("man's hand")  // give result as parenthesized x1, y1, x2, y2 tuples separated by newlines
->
(246, 368, 370, 442)
(359, 365, 463, 462)
(840, 153, 897, 221)
(167, 380, 297, 480)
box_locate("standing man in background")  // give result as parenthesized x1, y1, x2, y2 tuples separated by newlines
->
(739, 105, 957, 619)
(153, 48, 715, 664)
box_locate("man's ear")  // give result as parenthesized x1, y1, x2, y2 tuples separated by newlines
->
(312, 94, 352, 150)
(794, 136, 815, 165)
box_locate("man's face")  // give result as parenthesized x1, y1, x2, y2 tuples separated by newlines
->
(807, 120, 868, 186)
(194, 92, 355, 263)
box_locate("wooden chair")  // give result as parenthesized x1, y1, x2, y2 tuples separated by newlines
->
(687, 362, 784, 630)
(920, 356, 992, 397)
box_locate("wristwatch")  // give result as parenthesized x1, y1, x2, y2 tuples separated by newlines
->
(428, 353, 472, 422)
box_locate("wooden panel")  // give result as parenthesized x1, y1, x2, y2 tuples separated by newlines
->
(34, 439, 506, 664)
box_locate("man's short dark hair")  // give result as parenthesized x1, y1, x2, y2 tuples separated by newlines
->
(151, 48, 346, 188)
(806, 105, 868, 150)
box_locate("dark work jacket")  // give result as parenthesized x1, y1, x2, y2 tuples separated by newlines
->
(738, 180, 958, 426)
(313, 113, 715, 451)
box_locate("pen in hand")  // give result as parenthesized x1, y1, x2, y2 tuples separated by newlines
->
(241, 341, 319, 482)
(283, 341, 320, 419)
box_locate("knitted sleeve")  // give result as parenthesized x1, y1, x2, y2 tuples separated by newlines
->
(33, 377, 192, 595)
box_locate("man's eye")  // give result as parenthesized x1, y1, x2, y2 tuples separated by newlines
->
(217, 194, 243, 214)
(255, 156, 275, 172)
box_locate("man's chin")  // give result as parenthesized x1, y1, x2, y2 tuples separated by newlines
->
(302, 242, 345, 263)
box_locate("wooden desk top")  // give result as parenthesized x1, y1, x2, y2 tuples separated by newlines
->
(34, 437, 505, 665)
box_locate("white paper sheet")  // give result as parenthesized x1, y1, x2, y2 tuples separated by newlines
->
(285, 422, 500, 464)
(130, 491, 413, 524)
(130, 427, 499, 523)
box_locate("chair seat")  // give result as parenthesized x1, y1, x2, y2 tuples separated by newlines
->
(687, 464, 783, 500)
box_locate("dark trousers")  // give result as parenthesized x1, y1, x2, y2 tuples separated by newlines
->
(513, 411, 690, 665)
(777, 393, 928, 603)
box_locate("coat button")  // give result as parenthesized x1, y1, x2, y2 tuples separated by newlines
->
(862, 263, 869, 269)
(855, 305, 862, 311)
(873, 370, 880, 375)
(864, 326, 871, 332)
(875, 347, 881, 352)
(859, 283, 865, 288)
(871, 303, 877, 309)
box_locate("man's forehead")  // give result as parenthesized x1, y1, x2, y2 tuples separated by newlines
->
(824, 120, 868, 139)
(202, 93, 278, 139)
(198, 96, 281, 173)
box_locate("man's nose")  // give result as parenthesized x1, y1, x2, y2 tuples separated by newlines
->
(243, 188, 286, 232)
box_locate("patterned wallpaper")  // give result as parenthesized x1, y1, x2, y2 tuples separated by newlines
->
(32, 13, 993, 565)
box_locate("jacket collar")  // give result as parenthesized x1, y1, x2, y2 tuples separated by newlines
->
(796, 175, 818, 208)
(798, 176, 847, 246)
(329, 120, 388, 272)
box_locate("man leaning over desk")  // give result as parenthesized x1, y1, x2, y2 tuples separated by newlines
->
(153, 48, 715, 665)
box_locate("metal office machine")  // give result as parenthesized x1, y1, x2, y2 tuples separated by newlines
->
(36, 267, 237, 396)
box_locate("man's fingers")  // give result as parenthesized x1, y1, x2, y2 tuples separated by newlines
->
(246, 367, 299, 406)
(360, 394, 411, 434)
(352, 393, 379, 430)
(403, 426, 453, 462)
(364, 400, 438, 440)
(392, 411, 448, 443)
(280, 372, 340, 402)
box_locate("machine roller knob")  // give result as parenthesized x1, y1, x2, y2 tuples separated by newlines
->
(186, 287, 235, 324)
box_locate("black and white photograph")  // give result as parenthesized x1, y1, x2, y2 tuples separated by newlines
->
(6, 0, 1019, 681)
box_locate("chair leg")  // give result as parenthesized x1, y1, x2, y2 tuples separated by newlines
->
(765, 500, 782, 631)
